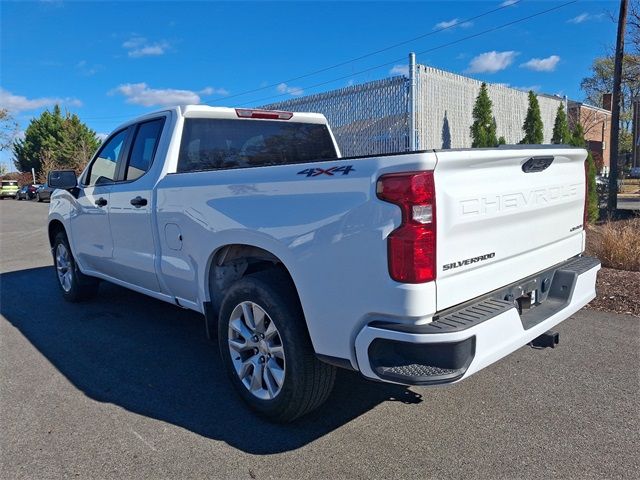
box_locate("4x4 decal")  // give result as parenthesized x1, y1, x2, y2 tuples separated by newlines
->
(297, 165, 355, 177)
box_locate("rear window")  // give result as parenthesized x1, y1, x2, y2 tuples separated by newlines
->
(177, 119, 338, 173)
(2, 181, 18, 187)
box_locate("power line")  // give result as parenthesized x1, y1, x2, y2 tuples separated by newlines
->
(239, 0, 577, 107)
(206, 0, 524, 104)
(82, 0, 524, 121)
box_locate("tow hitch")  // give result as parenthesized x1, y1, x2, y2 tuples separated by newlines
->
(530, 330, 559, 349)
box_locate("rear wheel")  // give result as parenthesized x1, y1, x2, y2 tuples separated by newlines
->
(53, 232, 99, 302)
(218, 270, 335, 422)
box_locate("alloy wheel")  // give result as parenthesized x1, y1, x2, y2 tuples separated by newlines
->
(55, 243, 73, 292)
(227, 301, 286, 400)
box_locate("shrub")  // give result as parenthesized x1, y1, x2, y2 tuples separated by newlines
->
(587, 218, 640, 271)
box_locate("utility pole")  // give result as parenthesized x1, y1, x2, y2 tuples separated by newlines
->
(608, 0, 629, 214)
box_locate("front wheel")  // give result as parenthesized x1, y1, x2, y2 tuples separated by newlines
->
(53, 232, 99, 302)
(218, 270, 336, 422)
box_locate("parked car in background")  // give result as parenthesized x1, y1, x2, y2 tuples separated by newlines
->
(16, 184, 41, 200)
(0, 179, 19, 199)
(629, 167, 640, 179)
(35, 183, 55, 202)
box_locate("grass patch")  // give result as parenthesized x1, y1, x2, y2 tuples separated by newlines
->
(586, 218, 640, 272)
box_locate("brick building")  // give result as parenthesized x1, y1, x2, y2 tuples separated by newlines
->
(568, 96, 612, 174)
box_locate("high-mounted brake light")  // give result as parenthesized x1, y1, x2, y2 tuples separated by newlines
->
(377, 171, 436, 283)
(235, 108, 293, 120)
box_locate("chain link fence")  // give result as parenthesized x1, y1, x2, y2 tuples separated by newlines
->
(262, 77, 409, 157)
(262, 61, 563, 156)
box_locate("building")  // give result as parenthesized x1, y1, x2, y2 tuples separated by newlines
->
(568, 97, 612, 174)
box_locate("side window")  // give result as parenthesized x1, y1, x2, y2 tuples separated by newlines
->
(125, 118, 164, 181)
(87, 129, 128, 186)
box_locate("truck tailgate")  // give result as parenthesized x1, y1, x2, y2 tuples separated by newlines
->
(433, 147, 587, 310)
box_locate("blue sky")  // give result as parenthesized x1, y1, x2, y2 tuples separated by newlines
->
(1, 0, 619, 170)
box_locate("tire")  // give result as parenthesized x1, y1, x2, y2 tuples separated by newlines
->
(218, 269, 336, 423)
(52, 231, 99, 302)
(37, 194, 42, 202)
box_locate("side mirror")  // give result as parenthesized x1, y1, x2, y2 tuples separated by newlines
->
(48, 170, 78, 190)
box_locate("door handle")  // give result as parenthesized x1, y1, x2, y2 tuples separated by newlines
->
(95, 197, 108, 207)
(130, 196, 148, 208)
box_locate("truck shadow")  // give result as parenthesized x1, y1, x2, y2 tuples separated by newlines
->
(0, 266, 422, 454)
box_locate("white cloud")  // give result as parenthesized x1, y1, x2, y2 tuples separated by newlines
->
(199, 86, 229, 96)
(0, 87, 82, 113)
(389, 64, 409, 77)
(110, 83, 217, 106)
(76, 60, 103, 76)
(434, 18, 473, 30)
(96, 132, 109, 142)
(568, 13, 589, 24)
(494, 83, 540, 92)
(568, 12, 604, 24)
(466, 51, 518, 73)
(276, 83, 304, 96)
(521, 55, 560, 72)
(122, 36, 169, 58)
(500, 1, 518, 7)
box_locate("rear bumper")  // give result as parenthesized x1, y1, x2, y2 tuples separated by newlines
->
(354, 256, 600, 385)
(0, 191, 17, 197)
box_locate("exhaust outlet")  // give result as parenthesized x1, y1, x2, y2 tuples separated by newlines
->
(530, 330, 559, 349)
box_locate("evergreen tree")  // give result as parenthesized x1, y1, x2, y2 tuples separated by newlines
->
(569, 123, 599, 223)
(520, 91, 544, 144)
(12, 105, 100, 175)
(551, 103, 570, 144)
(569, 123, 586, 148)
(470, 83, 498, 148)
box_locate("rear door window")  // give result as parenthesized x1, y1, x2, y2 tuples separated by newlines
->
(125, 118, 165, 181)
(177, 119, 337, 173)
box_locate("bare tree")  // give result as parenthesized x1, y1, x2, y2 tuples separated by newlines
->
(38, 150, 60, 184)
(0, 109, 18, 151)
(629, 0, 639, 56)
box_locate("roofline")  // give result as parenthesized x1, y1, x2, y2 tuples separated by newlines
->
(567, 100, 612, 114)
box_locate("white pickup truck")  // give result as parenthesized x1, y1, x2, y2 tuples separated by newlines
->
(47, 105, 600, 422)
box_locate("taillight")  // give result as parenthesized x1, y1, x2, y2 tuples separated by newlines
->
(377, 171, 436, 283)
(235, 108, 293, 120)
(583, 159, 588, 226)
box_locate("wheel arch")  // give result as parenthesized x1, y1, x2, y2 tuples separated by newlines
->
(204, 244, 305, 338)
(48, 219, 67, 247)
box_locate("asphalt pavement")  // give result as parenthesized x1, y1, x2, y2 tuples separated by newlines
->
(1, 199, 638, 479)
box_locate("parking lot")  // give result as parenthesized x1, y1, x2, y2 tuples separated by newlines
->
(0, 199, 638, 479)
